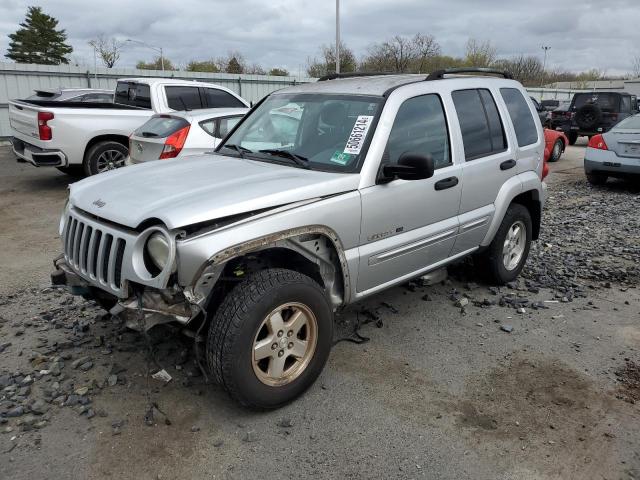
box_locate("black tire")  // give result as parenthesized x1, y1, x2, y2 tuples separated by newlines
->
(83, 287, 117, 311)
(568, 132, 578, 145)
(575, 104, 602, 131)
(586, 173, 608, 186)
(548, 139, 564, 162)
(206, 268, 333, 409)
(478, 203, 532, 285)
(83, 141, 128, 176)
(56, 165, 85, 178)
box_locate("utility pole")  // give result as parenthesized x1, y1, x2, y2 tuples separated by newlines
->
(335, 0, 340, 74)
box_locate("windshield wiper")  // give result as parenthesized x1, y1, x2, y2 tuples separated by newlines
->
(222, 144, 253, 158)
(259, 149, 310, 168)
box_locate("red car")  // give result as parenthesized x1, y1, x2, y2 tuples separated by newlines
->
(544, 128, 569, 162)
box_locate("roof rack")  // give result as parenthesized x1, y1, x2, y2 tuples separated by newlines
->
(426, 68, 513, 81)
(317, 72, 393, 82)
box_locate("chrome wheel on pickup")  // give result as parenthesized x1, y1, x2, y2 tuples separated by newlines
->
(207, 268, 332, 409)
(84, 140, 129, 176)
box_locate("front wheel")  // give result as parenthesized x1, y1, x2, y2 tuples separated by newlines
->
(549, 139, 563, 162)
(478, 204, 532, 285)
(206, 268, 333, 409)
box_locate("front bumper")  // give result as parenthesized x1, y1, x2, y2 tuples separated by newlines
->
(52, 255, 197, 330)
(584, 148, 640, 176)
(12, 137, 68, 167)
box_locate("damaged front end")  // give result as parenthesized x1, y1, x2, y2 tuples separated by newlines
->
(52, 255, 200, 332)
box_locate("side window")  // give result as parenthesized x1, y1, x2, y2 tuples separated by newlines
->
(452, 89, 507, 160)
(203, 88, 246, 108)
(386, 94, 451, 169)
(200, 119, 216, 136)
(166, 86, 203, 110)
(500, 88, 538, 147)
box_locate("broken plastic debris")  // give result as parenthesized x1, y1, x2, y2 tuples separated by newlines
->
(151, 369, 172, 383)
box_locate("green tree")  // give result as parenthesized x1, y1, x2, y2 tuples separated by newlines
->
(226, 56, 244, 74)
(136, 56, 176, 70)
(306, 42, 356, 77)
(268, 67, 289, 76)
(5, 6, 73, 64)
(186, 59, 220, 72)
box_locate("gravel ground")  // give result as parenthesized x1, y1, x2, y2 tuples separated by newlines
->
(1, 143, 639, 480)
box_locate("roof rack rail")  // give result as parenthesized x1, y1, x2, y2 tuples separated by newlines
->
(317, 72, 393, 82)
(426, 68, 513, 81)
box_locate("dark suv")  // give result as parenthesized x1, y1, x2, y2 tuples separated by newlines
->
(562, 92, 638, 144)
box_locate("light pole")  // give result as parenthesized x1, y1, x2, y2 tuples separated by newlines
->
(335, 0, 340, 74)
(541, 45, 551, 87)
(125, 38, 165, 71)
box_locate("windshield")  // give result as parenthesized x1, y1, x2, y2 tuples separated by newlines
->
(218, 93, 383, 172)
(613, 114, 640, 130)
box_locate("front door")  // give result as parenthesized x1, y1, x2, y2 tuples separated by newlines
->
(358, 94, 462, 294)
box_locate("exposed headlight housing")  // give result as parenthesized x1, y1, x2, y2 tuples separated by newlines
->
(144, 232, 170, 275)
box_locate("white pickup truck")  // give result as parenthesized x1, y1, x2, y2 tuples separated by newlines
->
(9, 77, 249, 176)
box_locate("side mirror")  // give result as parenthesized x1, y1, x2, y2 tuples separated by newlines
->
(382, 152, 435, 181)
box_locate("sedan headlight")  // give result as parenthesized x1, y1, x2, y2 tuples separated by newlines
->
(145, 232, 170, 274)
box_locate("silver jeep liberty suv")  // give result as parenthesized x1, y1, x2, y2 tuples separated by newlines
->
(52, 68, 546, 408)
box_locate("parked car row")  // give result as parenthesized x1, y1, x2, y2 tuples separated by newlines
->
(9, 77, 249, 176)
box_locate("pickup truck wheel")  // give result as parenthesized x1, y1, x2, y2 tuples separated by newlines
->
(549, 139, 563, 162)
(568, 132, 578, 145)
(480, 204, 532, 285)
(84, 141, 128, 176)
(586, 173, 608, 186)
(206, 268, 333, 409)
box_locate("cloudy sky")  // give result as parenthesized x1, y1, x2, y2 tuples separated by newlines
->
(0, 0, 638, 76)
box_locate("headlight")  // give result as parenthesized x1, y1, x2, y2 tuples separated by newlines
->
(145, 232, 170, 274)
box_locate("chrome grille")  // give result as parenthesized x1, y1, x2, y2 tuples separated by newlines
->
(62, 213, 128, 293)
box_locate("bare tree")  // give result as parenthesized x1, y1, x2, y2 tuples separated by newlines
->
(464, 38, 496, 67)
(360, 33, 441, 73)
(88, 35, 123, 68)
(494, 55, 544, 86)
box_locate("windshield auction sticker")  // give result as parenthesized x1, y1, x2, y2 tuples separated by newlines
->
(344, 115, 374, 155)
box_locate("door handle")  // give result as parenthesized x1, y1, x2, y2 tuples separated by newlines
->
(434, 176, 459, 191)
(500, 159, 517, 170)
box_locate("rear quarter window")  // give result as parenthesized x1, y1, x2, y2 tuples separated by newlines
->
(500, 88, 539, 147)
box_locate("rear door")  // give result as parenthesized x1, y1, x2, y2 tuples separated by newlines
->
(164, 86, 204, 111)
(358, 94, 462, 293)
(450, 88, 515, 254)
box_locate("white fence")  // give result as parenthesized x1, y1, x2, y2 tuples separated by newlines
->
(0, 62, 315, 138)
(526, 87, 589, 102)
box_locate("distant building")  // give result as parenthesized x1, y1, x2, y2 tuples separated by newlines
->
(544, 79, 640, 96)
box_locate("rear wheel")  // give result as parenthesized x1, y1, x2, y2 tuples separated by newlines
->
(568, 132, 578, 145)
(478, 203, 532, 285)
(586, 173, 608, 186)
(84, 141, 128, 176)
(549, 139, 563, 162)
(206, 268, 333, 409)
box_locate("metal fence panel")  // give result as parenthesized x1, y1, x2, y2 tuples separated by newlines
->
(0, 61, 314, 138)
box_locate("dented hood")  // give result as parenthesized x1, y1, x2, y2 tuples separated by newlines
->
(69, 154, 359, 229)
